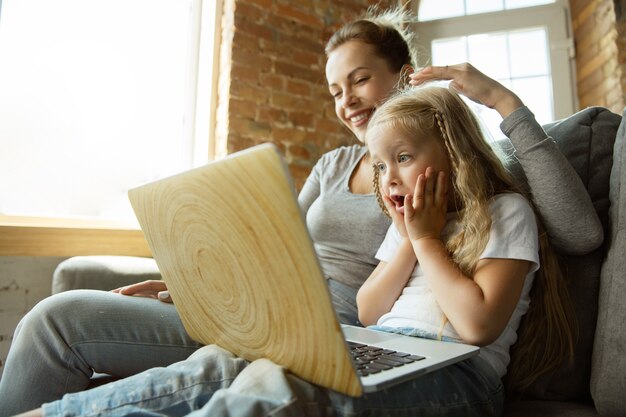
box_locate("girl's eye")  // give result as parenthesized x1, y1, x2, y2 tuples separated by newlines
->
(331, 91, 342, 99)
(355, 77, 369, 84)
(375, 163, 386, 172)
(398, 155, 410, 163)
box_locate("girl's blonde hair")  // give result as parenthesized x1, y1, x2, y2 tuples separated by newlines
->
(366, 86, 577, 394)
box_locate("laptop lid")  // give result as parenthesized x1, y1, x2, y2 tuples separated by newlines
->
(128, 143, 479, 397)
(129, 143, 363, 396)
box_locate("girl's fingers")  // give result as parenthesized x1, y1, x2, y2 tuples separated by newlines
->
(424, 167, 436, 202)
(413, 173, 426, 211)
(383, 194, 403, 223)
(404, 194, 414, 218)
(434, 170, 448, 210)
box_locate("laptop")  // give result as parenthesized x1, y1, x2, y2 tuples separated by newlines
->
(128, 143, 478, 397)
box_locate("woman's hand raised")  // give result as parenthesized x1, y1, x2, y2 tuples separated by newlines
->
(409, 63, 524, 119)
(111, 280, 173, 303)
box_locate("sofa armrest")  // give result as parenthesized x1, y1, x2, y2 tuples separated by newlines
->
(52, 255, 161, 294)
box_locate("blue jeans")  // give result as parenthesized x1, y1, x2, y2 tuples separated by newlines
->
(42, 344, 503, 417)
(0, 280, 359, 415)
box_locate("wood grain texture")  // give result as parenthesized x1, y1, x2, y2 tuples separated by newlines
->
(129, 143, 362, 397)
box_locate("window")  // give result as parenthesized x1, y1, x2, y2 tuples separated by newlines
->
(413, 0, 576, 140)
(0, 0, 219, 224)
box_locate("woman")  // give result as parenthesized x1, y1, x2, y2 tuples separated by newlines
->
(0, 7, 600, 416)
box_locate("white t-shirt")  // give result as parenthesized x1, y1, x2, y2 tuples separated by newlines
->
(375, 193, 540, 377)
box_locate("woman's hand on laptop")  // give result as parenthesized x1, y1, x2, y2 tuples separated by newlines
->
(111, 280, 173, 303)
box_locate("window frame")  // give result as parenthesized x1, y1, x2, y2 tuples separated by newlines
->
(411, 0, 577, 120)
(0, 0, 221, 257)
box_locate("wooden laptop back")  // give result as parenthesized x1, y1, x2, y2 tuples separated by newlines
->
(128, 143, 362, 396)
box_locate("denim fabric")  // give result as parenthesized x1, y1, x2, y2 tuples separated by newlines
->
(368, 325, 460, 343)
(0, 281, 361, 415)
(42, 344, 503, 417)
(0, 290, 203, 417)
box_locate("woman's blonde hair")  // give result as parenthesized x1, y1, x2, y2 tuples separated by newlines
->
(366, 86, 577, 394)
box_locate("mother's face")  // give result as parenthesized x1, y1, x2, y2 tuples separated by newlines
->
(325, 40, 402, 143)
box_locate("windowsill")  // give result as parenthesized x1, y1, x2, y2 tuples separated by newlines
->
(0, 215, 152, 257)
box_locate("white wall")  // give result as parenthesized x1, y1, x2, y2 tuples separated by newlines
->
(0, 256, 67, 376)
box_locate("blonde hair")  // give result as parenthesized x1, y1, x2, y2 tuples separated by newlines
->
(367, 86, 577, 394)
(325, 6, 420, 72)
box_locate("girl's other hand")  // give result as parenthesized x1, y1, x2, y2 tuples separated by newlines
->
(382, 194, 409, 238)
(111, 280, 173, 303)
(404, 167, 447, 242)
(409, 63, 524, 118)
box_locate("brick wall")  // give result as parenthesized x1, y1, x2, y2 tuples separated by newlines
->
(215, 0, 394, 189)
(217, 0, 625, 190)
(571, 0, 626, 113)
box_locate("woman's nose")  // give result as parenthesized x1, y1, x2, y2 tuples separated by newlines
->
(341, 89, 357, 108)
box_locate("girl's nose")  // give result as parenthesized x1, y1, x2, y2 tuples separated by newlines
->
(384, 168, 400, 187)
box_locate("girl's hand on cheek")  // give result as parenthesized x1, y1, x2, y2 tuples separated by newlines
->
(403, 168, 448, 242)
(383, 194, 409, 238)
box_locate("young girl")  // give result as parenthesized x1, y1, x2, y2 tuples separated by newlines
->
(358, 85, 577, 395)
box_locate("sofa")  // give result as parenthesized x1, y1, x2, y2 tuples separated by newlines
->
(51, 106, 626, 416)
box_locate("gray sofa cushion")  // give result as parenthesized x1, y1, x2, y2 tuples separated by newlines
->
(52, 255, 161, 294)
(510, 107, 621, 401)
(591, 107, 626, 415)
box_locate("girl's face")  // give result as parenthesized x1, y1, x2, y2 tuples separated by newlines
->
(368, 126, 450, 215)
(325, 41, 402, 143)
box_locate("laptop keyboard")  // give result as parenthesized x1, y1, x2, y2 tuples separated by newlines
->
(348, 341, 426, 377)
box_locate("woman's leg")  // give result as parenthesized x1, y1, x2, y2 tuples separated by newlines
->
(38, 347, 502, 417)
(41, 345, 248, 417)
(192, 355, 504, 417)
(0, 290, 202, 416)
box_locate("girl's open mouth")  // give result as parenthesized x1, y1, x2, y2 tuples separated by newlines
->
(390, 194, 405, 214)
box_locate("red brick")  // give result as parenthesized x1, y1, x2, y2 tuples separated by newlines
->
(257, 107, 288, 125)
(244, 0, 273, 9)
(231, 47, 272, 72)
(230, 63, 260, 84)
(260, 73, 286, 91)
(229, 97, 258, 119)
(274, 60, 323, 83)
(287, 144, 312, 161)
(276, 32, 324, 54)
(273, 127, 307, 142)
(227, 134, 259, 154)
(292, 50, 320, 68)
(230, 117, 271, 140)
(286, 79, 312, 96)
(230, 83, 270, 103)
(287, 110, 314, 128)
(234, 2, 267, 22)
(315, 117, 348, 134)
(234, 16, 273, 41)
(276, 4, 323, 27)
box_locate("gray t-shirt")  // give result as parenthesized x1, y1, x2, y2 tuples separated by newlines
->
(298, 145, 390, 289)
